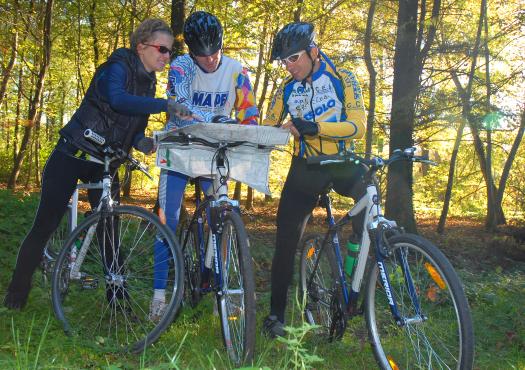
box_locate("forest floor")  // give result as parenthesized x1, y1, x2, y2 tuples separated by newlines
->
(0, 188, 524, 369)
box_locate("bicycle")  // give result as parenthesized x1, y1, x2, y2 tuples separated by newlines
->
(51, 129, 184, 353)
(156, 122, 289, 366)
(299, 148, 474, 369)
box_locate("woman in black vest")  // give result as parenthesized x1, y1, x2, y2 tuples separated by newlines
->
(4, 18, 187, 310)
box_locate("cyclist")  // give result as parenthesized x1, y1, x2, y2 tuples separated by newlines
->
(150, 11, 259, 321)
(262, 22, 367, 337)
(4, 18, 188, 310)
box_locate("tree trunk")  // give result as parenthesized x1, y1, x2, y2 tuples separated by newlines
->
(483, 1, 496, 230)
(496, 107, 525, 211)
(34, 110, 42, 188)
(385, 0, 419, 232)
(13, 65, 23, 167)
(363, 0, 377, 159)
(8, 0, 53, 189)
(385, 0, 441, 233)
(252, 19, 268, 95)
(88, 0, 100, 69)
(294, 0, 304, 22)
(437, 0, 485, 233)
(246, 187, 254, 210)
(170, 0, 186, 58)
(0, 31, 18, 108)
(233, 181, 242, 200)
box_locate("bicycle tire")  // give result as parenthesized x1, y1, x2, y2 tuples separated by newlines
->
(51, 205, 184, 353)
(42, 206, 72, 285)
(216, 210, 256, 366)
(364, 233, 474, 370)
(178, 206, 202, 307)
(299, 233, 346, 340)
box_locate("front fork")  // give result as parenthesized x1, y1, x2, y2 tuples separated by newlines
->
(372, 223, 422, 326)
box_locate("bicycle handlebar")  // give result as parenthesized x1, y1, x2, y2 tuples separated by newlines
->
(83, 129, 153, 180)
(164, 131, 275, 151)
(306, 147, 438, 168)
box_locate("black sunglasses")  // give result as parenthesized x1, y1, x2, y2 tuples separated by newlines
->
(143, 44, 172, 55)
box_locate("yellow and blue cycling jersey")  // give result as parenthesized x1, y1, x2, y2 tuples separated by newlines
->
(263, 57, 366, 157)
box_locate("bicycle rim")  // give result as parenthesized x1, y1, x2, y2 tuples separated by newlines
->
(299, 234, 344, 339)
(217, 211, 255, 366)
(365, 234, 474, 370)
(51, 205, 184, 353)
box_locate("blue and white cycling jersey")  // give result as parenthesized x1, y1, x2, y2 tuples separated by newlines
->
(166, 54, 258, 129)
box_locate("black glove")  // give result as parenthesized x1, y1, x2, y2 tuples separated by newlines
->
(135, 137, 154, 154)
(292, 117, 319, 136)
(168, 100, 192, 118)
(212, 115, 238, 124)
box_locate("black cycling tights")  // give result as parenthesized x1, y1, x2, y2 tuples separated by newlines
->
(270, 156, 368, 323)
(4, 148, 118, 309)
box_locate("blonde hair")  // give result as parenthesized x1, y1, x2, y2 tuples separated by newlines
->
(130, 18, 173, 51)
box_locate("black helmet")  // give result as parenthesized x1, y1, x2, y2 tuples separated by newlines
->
(271, 22, 315, 61)
(183, 11, 223, 56)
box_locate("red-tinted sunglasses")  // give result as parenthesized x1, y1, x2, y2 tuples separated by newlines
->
(143, 44, 172, 55)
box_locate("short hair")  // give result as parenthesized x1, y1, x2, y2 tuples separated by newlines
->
(130, 18, 173, 51)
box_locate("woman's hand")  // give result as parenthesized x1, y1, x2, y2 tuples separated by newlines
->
(167, 100, 193, 120)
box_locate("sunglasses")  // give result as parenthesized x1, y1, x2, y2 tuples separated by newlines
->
(143, 44, 172, 55)
(280, 50, 306, 65)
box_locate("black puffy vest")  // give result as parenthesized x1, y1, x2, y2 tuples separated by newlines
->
(59, 48, 156, 158)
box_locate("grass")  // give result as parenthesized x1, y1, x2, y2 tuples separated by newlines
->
(0, 189, 524, 369)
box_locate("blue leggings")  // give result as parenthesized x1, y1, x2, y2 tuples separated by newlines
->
(153, 170, 212, 289)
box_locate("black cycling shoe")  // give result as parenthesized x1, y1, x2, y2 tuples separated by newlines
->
(263, 315, 286, 338)
(3, 290, 29, 310)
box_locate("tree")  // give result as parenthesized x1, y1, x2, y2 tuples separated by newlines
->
(437, 0, 486, 234)
(385, 0, 441, 232)
(8, 0, 54, 189)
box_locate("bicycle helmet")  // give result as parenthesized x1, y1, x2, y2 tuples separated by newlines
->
(271, 22, 315, 61)
(183, 11, 223, 56)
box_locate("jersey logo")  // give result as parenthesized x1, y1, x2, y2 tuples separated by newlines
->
(304, 99, 336, 120)
(192, 91, 228, 108)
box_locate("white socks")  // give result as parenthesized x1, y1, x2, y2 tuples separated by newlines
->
(154, 289, 165, 302)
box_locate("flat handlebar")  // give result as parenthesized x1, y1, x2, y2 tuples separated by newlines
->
(306, 147, 438, 168)
(162, 131, 275, 151)
(83, 129, 153, 180)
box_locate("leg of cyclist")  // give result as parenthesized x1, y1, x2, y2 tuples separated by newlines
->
(4, 148, 96, 309)
(265, 157, 331, 337)
(330, 163, 368, 237)
(150, 169, 189, 320)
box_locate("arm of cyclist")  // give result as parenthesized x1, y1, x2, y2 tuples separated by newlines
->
(233, 68, 259, 125)
(100, 62, 168, 116)
(166, 55, 214, 125)
(315, 69, 366, 140)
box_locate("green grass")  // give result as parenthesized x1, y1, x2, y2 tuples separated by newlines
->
(0, 189, 524, 369)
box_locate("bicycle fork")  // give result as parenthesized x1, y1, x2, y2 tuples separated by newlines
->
(372, 223, 426, 327)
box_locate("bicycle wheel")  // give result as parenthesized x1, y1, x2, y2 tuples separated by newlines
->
(216, 210, 255, 366)
(41, 206, 72, 285)
(299, 234, 346, 340)
(51, 205, 184, 353)
(364, 233, 474, 370)
(178, 207, 202, 307)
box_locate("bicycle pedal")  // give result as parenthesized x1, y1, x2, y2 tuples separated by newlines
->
(81, 276, 99, 289)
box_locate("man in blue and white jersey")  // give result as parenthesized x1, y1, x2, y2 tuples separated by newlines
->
(150, 11, 258, 321)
